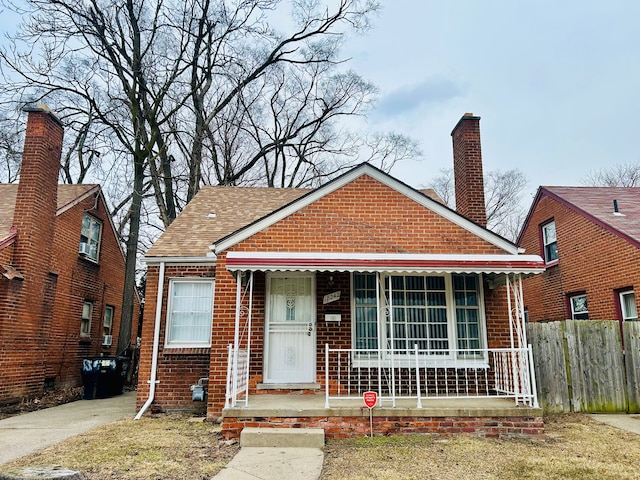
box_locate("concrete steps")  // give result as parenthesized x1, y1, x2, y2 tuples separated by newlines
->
(240, 427, 325, 448)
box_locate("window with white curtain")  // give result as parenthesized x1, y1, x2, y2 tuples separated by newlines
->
(165, 279, 214, 347)
(619, 290, 638, 322)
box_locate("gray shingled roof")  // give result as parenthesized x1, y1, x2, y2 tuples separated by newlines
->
(0, 184, 98, 244)
(543, 186, 640, 245)
(145, 186, 310, 258)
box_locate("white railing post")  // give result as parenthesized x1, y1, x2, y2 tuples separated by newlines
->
(325, 343, 330, 408)
(225, 343, 233, 408)
(415, 344, 422, 408)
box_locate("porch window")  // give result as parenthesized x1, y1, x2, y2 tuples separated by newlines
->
(165, 279, 213, 348)
(352, 273, 484, 359)
(619, 290, 638, 322)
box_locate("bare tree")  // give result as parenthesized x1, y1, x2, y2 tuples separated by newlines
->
(582, 161, 640, 187)
(428, 167, 528, 241)
(0, 115, 22, 183)
(0, 0, 395, 354)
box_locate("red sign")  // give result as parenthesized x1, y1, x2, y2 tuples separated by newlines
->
(363, 391, 377, 409)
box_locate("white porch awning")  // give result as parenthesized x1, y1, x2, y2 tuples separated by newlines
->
(225, 252, 545, 275)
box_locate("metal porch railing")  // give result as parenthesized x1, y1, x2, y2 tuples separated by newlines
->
(324, 344, 539, 409)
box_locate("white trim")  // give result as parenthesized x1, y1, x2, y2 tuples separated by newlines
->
(164, 277, 214, 349)
(144, 256, 217, 265)
(211, 164, 520, 254)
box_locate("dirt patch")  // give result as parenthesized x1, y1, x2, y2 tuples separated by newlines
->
(0, 387, 83, 420)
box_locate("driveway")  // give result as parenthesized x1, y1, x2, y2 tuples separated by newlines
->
(0, 391, 136, 465)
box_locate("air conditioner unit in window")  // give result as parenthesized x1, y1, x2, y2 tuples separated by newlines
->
(102, 335, 113, 346)
(79, 242, 91, 256)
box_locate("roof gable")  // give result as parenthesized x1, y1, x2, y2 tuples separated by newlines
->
(519, 186, 640, 248)
(212, 163, 519, 255)
(0, 183, 99, 245)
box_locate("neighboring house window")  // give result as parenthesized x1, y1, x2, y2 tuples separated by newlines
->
(166, 279, 214, 347)
(81, 301, 93, 336)
(103, 306, 114, 345)
(569, 294, 589, 320)
(619, 290, 638, 322)
(352, 273, 484, 361)
(80, 213, 103, 261)
(541, 221, 558, 263)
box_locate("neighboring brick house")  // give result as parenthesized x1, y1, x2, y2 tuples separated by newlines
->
(0, 105, 139, 405)
(136, 114, 546, 439)
(519, 186, 639, 325)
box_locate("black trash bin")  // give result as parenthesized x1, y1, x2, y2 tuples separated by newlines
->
(81, 356, 129, 399)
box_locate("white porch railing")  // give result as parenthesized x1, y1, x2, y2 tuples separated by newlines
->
(324, 344, 539, 409)
(225, 345, 249, 408)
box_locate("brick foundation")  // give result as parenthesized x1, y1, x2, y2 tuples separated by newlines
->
(221, 415, 544, 440)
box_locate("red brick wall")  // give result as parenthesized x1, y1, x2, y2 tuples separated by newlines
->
(0, 108, 138, 404)
(221, 415, 544, 440)
(0, 109, 62, 403)
(139, 174, 515, 417)
(136, 264, 214, 414)
(520, 193, 640, 322)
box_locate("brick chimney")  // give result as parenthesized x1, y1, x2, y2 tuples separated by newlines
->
(6, 104, 63, 399)
(451, 113, 487, 227)
(13, 104, 63, 272)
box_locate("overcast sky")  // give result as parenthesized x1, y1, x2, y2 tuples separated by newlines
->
(345, 0, 640, 195)
(1, 1, 638, 197)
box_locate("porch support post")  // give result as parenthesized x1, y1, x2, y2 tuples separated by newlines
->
(506, 274, 521, 404)
(376, 272, 382, 402)
(244, 271, 254, 407)
(231, 271, 242, 407)
(388, 275, 396, 407)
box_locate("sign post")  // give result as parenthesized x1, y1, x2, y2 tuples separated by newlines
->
(363, 391, 377, 437)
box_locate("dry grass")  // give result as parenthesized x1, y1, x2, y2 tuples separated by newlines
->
(3, 413, 640, 479)
(321, 414, 640, 480)
(1, 414, 239, 480)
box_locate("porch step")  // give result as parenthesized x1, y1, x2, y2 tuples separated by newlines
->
(240, 427, 325, 448)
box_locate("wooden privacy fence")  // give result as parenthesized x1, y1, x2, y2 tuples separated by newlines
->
(527, 320, 640, 413)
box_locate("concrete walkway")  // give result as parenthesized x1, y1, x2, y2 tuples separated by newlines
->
(589, 413, 640, 435)
(0, 391, 136, 466)
(213, 447, 324, 480)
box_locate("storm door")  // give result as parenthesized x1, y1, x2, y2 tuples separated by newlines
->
(265, 274, 316, 383)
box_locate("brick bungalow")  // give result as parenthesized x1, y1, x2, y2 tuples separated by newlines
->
(137, 113, 546, 439)
(0, 105, 139, 404)
(518, 186, 639, 324)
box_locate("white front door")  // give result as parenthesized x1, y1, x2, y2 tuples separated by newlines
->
(265, 274, 316, 383)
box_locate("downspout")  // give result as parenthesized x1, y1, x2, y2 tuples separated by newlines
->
(135, 261, 165, 420)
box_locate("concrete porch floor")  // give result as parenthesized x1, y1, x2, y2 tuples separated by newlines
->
(222, 393, 541, 418)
